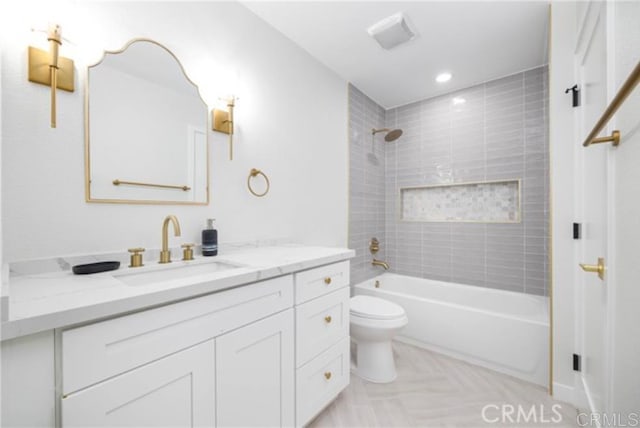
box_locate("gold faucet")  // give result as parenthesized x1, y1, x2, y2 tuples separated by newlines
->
(160, 215, 181, 263)
(372, 259, 389, 270)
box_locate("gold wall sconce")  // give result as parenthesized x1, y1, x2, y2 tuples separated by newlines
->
(28, 24, 75, 128)
(212, 96, 236, 160)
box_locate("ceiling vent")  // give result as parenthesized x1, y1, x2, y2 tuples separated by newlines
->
(367, 12, 417, 50)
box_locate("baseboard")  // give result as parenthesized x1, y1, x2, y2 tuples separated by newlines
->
(552, 381, 590, 410)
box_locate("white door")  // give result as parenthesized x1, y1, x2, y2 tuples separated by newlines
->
(61, 340, 216, 427)
(574, 1, 611, 414)
(216, 309, 294, 427)
(609, 2, 640, 415)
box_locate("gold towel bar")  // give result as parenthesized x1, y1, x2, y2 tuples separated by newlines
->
(247, 168, 270, 197)
(112, 179, 191, 192)
(583, 60, 640, 147)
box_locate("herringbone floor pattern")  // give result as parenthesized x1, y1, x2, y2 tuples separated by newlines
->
(309, 342, 579, 428)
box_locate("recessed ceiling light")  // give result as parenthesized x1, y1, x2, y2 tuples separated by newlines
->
(436, 72, 452, 83)
(452, 97, 466, 105)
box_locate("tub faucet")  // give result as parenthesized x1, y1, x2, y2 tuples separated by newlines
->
(160, 215, 181, 264)
(372, 259, 389, 270)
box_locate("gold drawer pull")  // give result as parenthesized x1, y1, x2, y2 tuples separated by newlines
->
(324, 372, 332, 380)
(324, 315, 332, 324)
(324, 277, 332, 285)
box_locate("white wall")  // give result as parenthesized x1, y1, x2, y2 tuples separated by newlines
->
(0, 1, 349, 261)
(549, 1, 579, 403)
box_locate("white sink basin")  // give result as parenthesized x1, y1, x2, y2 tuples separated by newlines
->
(115, 260, 243, 286)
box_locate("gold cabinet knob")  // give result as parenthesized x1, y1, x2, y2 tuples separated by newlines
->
(324, 277, 332, 285)
(128, 247, 145, 268)
(324, 372, 332, 380)
(324, 315, 332, 324)
(181, 243, 195, 261)
(579, 257, 606, 280)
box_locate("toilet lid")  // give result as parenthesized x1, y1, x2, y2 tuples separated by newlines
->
(350, 295, 406, 320)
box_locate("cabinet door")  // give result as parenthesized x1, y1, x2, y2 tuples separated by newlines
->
(62, 340, 215, 427)
(216, 309, 294, 427)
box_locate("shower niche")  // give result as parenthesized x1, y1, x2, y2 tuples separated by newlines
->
(400, 179, 521, 223)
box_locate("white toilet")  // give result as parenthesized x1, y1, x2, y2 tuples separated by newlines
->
(350, 295, 408, 383)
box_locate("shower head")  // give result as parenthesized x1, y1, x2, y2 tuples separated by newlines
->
(372, 127, 403, 142)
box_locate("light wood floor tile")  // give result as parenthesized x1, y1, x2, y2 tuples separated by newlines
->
(308, 342, 578, 428)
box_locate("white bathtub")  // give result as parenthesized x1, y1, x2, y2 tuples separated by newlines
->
(353, 273, 549, 386)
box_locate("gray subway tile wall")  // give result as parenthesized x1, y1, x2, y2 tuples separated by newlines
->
(348, 85, 387, 286)
(349, 66, 549, 295)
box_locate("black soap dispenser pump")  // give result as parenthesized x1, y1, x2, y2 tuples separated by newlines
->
(202, 219, 218, 256)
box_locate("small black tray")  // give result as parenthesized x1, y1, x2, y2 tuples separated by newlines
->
(72, 261, 121, 275)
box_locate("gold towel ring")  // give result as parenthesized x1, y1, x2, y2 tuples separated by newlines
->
(247, 168, 270, 197)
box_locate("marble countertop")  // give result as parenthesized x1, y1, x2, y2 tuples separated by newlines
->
(1, 244, 354, 341)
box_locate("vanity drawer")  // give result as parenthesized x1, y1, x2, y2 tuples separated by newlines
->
(62, 275, 293, 394)
(296, 336, 350, 427)
(294, 261, 349, 304)
(296, 287, 349, 366)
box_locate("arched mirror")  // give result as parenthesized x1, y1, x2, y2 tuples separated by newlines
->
(85, 39, 209, 204)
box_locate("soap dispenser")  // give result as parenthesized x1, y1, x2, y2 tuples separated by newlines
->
(202, 219, 218, 256)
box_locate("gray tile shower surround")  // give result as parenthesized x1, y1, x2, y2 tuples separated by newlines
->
(349, 66, 549, 295)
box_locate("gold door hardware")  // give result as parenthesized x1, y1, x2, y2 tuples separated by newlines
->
(587, 130, 620, 147)
(375, 280, 380, 288)
(369, 237, 380, 254)
(113, 179, 191, 192)
(247, 168, 270, 197)
(324, 277, 332, 285)
(128, 247, 145, 268)
(160, 215, 181, 264)
(583, 60, 640, 147)
(181, 243, 195, 261)
(579, 257, 606, 280)
(212, 96, 236, 160)
(324, 315, 332, 324)
(324, 372, 332, 380)
(28, 24, 75, 128)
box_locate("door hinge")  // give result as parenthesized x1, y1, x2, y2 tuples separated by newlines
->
(573, 223, 581, 240)
(573, 353, 581, 372)
(565, 84, 580, 107)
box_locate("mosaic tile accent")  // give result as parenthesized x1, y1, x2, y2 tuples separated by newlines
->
(401, 180, 520, 222)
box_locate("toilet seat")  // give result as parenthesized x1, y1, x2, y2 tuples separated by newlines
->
(350, 295, 406, 320)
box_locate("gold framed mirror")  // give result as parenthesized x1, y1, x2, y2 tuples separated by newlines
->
(85, 38, 209, 205)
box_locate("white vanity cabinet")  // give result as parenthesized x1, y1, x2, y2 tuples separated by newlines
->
(216, 309, 294, 427)
(1, 256, 353, 428)
(293, 261, 351, 426)
(62, 340, 216, 427)
(60, 275, 295, 428)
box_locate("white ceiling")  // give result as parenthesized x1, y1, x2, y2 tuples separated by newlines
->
(242, 1, 549, 108)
